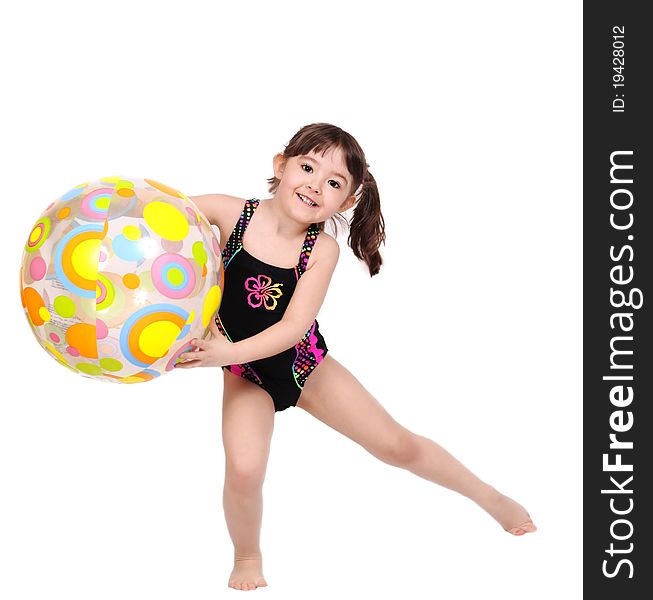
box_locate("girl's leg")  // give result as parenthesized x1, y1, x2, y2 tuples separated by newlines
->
(222, 369, 276, 590)
(297, 355, 535, 534)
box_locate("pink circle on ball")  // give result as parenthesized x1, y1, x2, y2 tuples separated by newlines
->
(67, 346, 80, 357)
(30, 256, 47, 280)
(152, 253, 195, 299)
(99, 251, 107, 262)
(96, 319, 108, 339)
(49, 332, 61, 343)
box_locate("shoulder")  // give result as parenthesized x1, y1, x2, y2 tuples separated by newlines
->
(308, 230, 339, 270)
(317, 231, 340, 255)
(188, 193, 246, 224)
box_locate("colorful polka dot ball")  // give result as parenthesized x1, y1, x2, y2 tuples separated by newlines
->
(20, 176, 224, 383)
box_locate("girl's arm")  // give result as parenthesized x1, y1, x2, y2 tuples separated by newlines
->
(233, 232, 340, 363)
(188, 194, 223, 226)
(188, 193, 244, 241)
(177, 234, 340, 367)
(230, 233, 340, 362)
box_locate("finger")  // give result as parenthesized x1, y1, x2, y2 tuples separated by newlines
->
(209, 313, 224, 338)
(190, 338, 206, 350)
(179, 351, 201, 362)
(209, 316, 220, 336)
(174, 360, 201, 369)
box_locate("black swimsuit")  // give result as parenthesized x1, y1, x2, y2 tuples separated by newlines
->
(215, 198, 329, 412)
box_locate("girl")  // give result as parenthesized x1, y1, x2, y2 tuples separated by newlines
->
(176, 123, 536, 591)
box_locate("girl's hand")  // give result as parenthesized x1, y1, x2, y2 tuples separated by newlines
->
(175, 317, 234, 368)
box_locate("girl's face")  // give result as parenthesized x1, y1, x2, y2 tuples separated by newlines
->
(272, 146, 357, 223)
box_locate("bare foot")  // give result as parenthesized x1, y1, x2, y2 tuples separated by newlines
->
(480, 489, 537, 536)
(228, 555, 268, 591)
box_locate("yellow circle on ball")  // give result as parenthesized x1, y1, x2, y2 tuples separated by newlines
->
(71, 238, 100, 281)
(29, 227, 41, 244)
(202, 285, 222, 327)
(143, 202, 189, 241)
(139, 321, 182, 358)
(123, 225, 141, 240)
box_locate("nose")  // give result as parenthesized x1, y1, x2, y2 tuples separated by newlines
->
(307, 182, 320, 195)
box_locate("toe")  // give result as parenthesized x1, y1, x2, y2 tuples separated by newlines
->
(507, 520, 537, 535)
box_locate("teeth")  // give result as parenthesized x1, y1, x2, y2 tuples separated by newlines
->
(298, 194, 316, 206)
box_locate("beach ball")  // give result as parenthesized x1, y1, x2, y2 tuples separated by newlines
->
(19, 176, 224, 383)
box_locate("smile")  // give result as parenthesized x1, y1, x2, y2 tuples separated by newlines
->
(297, 193, 318, 207)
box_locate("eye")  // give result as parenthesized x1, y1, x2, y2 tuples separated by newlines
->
(301, 163, 313, 173)
(329, 180, 341, 189)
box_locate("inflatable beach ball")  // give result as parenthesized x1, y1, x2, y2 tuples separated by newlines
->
(19, 176, 223, 383)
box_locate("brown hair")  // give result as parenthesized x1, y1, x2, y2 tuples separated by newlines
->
(267, 123, 386, 277)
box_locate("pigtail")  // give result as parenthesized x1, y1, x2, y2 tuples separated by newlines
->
(348, 169, 386, 277)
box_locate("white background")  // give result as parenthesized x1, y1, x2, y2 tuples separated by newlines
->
(0, 1, 582, 598)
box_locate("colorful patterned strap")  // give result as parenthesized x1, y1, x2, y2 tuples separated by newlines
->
(296, 223, 320, 279)
(291, 321, 326, 389)
(221, 198, 259, 269)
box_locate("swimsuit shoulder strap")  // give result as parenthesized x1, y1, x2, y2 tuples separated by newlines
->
(296, 223, 321, 279)
(222, 198, 260, 268)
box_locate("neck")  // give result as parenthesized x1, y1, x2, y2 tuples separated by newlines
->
(263, 196, 310, 239)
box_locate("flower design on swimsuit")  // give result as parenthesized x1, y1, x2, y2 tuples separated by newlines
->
(244, 274, 284, 310)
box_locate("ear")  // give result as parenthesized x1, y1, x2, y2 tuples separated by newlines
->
(272, 153, 287, 180)
(339, 194, 357, 212)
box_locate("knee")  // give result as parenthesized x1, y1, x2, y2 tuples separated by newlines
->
(225, 459, 267, 494)
(378, 429, 422, 468)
